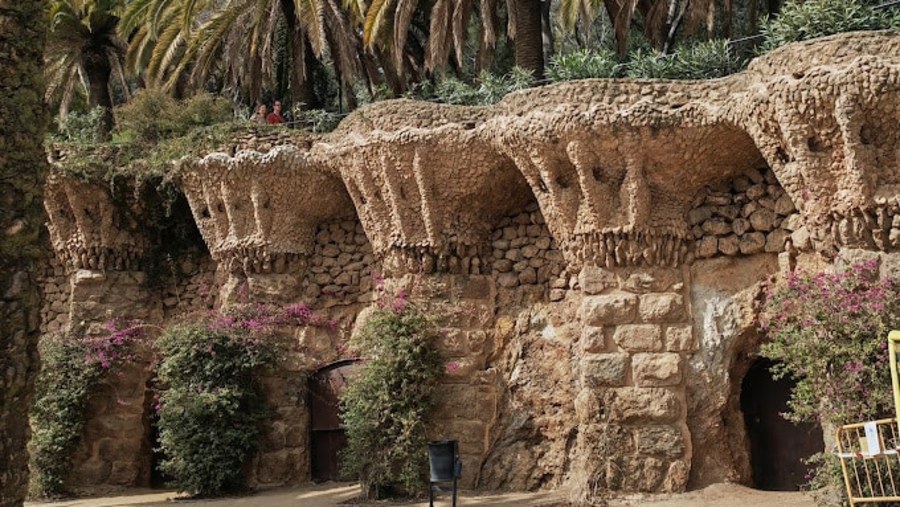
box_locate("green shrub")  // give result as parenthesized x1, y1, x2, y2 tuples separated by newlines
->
(53, 107, 107, 144)
(548, 49, 621, 81)
(761, 0, 900, 51)
(626, 49, 679, 79)
(626, 40, 744, 80)
(116, 89, 233, 144)
(477, 67, 535, 103)
(155, 323, 274, 496)
(429, 67, 535, 106)
(29, 322, 146, 498)
(155, 302, 328, 496)
(760, 260, 900, 426)
(760, 260, 900, 501)
(432, 77, 483, 105)
(291, 107, 342, 133)
(340, 293, 444, 498)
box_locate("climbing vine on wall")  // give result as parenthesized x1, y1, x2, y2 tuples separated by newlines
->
(29, 321, 147, 498)
(340, 289, 444, 499)
(154, 302, 332, 496)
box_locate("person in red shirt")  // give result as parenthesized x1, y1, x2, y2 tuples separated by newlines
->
(266, 100, 285, 125)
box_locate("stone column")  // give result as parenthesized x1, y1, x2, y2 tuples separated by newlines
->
(44, 175, 161, 491)
(572, 265, 693, 494)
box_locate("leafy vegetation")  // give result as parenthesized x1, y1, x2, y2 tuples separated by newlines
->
(155, 302, 331, 496)
(760, 260, 900, 502)
(116, 90, 232, 144)
(760, 260, 900, 425)
(626, 40, 745, 80)
(761, 0, 900, 51)
(548, 49, 620, 81)
(340, 291, 444, 499)
(46, 0, 128, 138)
(29, 322, 147, 498)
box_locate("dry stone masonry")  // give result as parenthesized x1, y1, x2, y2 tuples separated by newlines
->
(690, 168, 798, 259)
(38, 31, 900, 497)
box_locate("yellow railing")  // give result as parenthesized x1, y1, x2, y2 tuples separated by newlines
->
(834, 331, 900, 506)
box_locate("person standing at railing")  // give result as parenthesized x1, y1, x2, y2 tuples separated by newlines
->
(250, 103, 267, 124)
(267, 100, 285, 125)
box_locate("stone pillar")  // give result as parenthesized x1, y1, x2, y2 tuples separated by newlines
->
(572, 265, 693, 494)
(43, 175, 161, 491)
(386, 270, 498, 489)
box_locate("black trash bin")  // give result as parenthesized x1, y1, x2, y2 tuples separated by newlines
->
(428, 440, 461, 506)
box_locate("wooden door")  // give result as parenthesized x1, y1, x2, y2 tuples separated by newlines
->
(310, 360, 359, 482)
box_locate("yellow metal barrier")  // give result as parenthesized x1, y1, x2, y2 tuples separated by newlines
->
(836, 418, 900, 506)
(834, 331, 900, 506)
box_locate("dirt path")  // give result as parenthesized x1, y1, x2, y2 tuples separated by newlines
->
(26, 482, 816, 507)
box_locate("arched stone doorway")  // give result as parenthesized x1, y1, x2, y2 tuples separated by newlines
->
(309, 359, 359, 482)
(740, 358, 824, 490)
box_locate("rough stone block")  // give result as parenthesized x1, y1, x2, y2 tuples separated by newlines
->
(749, 209, 776, 232)
(582, 353, 629, 387)
(696, 236, 717, 258)
(662, 459, 691, 493)
(664, 325, 694, 352)
(765, 229, 790, 252)
(739, 232, 766, 254)
(612, 324, 662, 351)
(638, 293, 685, 322)
(257, 451, 289, 484)
(701, 218, 732, 236)
(688, 206, 713, 225)
(580, 266, 618, 295)
(718, 235, 739, 256)
(603, 387, 681, 424)
(635, 426, 685, 458)
(580, 326, 606, 352)
(791, 226, 811, 250)
(583, 293, 637, 325)
(633, 353, 682, 386)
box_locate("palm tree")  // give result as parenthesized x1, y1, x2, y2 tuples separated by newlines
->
(124, 0, 367, 110)
(362, 0, 545, 79)
(0, 2, 49, 505)
(559, 0, 742, 56)
(46, 0, 129, 138)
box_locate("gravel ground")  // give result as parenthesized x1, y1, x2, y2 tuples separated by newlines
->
(25, 482, 816, 507)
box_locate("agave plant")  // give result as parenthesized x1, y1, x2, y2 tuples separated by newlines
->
(45, 0, 130, 138)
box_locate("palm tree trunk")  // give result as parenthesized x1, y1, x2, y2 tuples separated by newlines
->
(85, 54, 114, 140)
(280, 0, 318, 108)
(0, 2, 48, 506)
(541, 0, 554, 67)
(512, 0, 544, 79)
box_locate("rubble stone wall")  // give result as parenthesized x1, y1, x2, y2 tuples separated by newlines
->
(37, 31, 900, 497)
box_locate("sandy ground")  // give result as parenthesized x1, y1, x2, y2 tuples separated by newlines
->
(25, 482, 817, 507)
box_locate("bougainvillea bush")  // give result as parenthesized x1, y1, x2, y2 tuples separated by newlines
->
(155, 302, 330, 496)
(29, 321, 146, 498)
(760, 260, 900, 426)
(340, 290, 444, 499)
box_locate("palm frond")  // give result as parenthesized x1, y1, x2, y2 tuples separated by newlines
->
(363, 0, 393, 48)
(392, 0, 418, 69)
